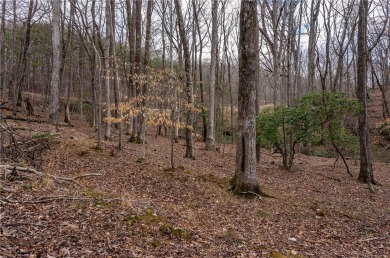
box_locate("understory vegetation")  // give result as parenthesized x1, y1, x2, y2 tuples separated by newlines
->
(257, 92, 361, 170)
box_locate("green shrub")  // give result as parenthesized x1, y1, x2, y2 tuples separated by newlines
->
(257, 92, 361, 170)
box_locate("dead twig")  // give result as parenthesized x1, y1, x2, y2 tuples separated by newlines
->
(0, 195, 120, 204)
(0, 186, 15, 193)
(0, 115, 42, 123)
(3, 222, 47, 227)
(0, 164, 103, 188)
(359, 236, 387, 242)
(0, 165, 43, 175)
(240, 191, 263, 200)
(317, 173, 342, 182)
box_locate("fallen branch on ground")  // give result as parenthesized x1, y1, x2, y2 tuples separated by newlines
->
(359, 236, 388, 242)
(0, 165, 103, 188)
(0, 186, 15, 193)
(1, 115, 43, 123)
(0, 195, 120, 204)
(240, 191, 263, 200)
(3, 222, 48, 227)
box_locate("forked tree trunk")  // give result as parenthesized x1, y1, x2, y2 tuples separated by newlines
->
(230, 0, 261, 195)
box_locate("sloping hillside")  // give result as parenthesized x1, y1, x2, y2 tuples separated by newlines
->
(0, 99, 389, 257)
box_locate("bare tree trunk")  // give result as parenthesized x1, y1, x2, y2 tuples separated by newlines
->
(0, 1, 5, 102)
(10, 0, 16, 106)
(89, 0, 103, 148)
(108, 0, 119, 125)
(13, 0, 35, 116)
(230, 0, 260, 195)
(125, 0, 135, 135)
(307, 0, 321, 92)
(108, 0, 122, 148)
(192, 0, 207, 142)
(104, 0, 112, 140)
(131, 0, 142, 142)
(64, 0, 76, 124)
(137, 0, 153, 143)
(272, 0, 280, 105)
(174, 0, 194, 159)
(356, 0, 375, 187)
(371, 66, 390, 118)
(49, 0, 61, 125)
(206, 0, 218, 150)
(157, 0, 167, 137)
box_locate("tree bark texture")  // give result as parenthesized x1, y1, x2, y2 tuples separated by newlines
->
(104, 0, 112, 140)
(49, 0, 61, 125)
(0, 1, 5, 101)
(206, 0, 218, 150)
(307, 0, 320, 92)
(174, 0, 194, 159)
(356, 0, 375, 185)
(230, 0, 260, 194)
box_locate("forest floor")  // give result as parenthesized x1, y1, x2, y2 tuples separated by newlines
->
(0, 90, 389, 257)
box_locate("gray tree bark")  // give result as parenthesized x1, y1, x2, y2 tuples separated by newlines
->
(49, 0, 61, 125)
(230, 0, 261, 195)
(130, 0, 142, 142)
(307, 0, 321, 92)
(0, 1, 5, 101)
(104, 0, 112, 140)
(174, 0, 195, 159)
(356, 0, 375, 186)
(206, 0, 218, 150)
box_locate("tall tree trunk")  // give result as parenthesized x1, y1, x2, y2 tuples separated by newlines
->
(64, 0, 76, 124)
(230, 0, 261, 195)
(89, 0, 103, 148)
(307, 0, 320, 92)
(10, 0, 16, 106)
(0, 0, 5, 101)
(192, 0, 207, 142)
(157, 0, 167, 137)
(13, 0, 35, 115)
(174, 0, 194, 159)
(137, 0, 153, 141)
(126, 0, 135, 135)
(371, 66, 390, 118)
(108, 0, 122, 147)
(356, 0, 375, 187)
(131, 0, 142, 142)
(104, 0, 112, 140)
(206, 0, 218, 150)
(109, 0, 119, 123)
(49, 0, 61, 124)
